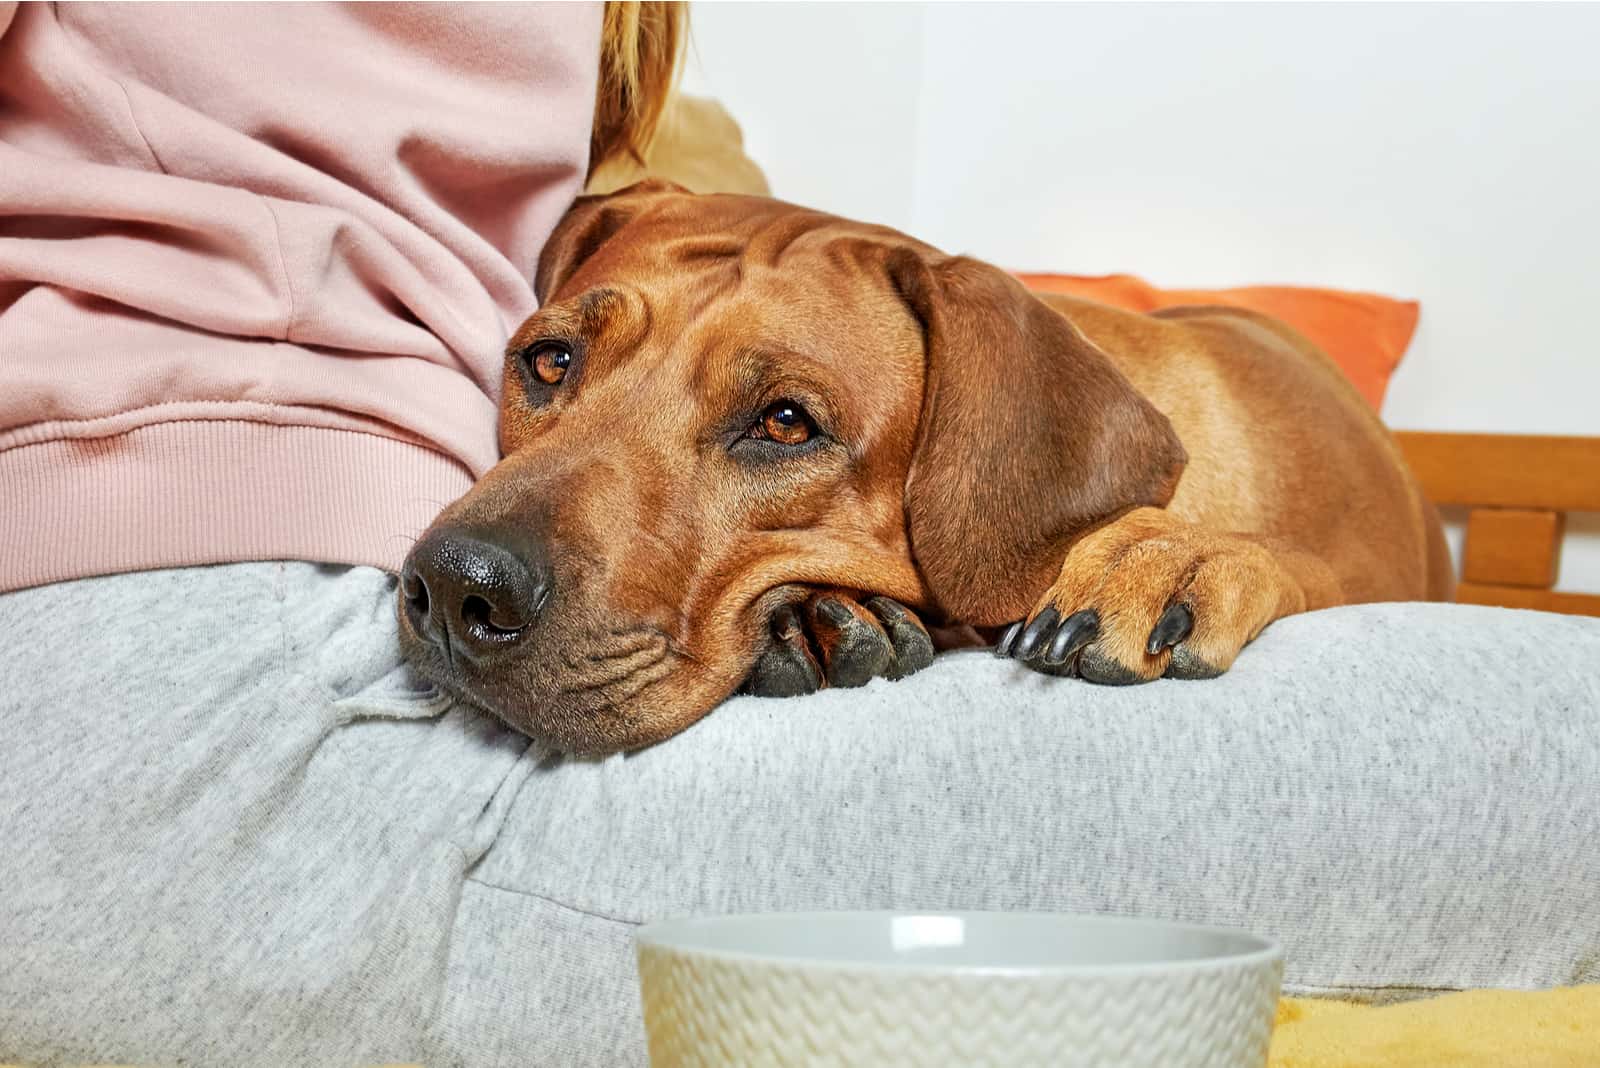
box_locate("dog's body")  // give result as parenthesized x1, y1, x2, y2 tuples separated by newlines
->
(991, 291, 1452, 680)
(1034, 291, 1451, 606)
(398, 182, 1451, 752)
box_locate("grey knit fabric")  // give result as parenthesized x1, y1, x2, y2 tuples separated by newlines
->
(2, 562, 1597, 1067)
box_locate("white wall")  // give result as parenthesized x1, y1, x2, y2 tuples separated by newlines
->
(683, 2, 925, 231)
(684, 2, 1600, 592)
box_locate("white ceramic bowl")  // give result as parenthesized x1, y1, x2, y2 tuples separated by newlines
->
(636, 911, 1282, 1068)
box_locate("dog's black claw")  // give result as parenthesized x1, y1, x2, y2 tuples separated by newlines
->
(865, 596, 935, 680)
(1041, 609, 1098, 667)
(1146, 602, 1193, 655)
(748, 592, 940, 696)
(994, 620, 1023, 658)
(813, 595, 856, 628)
(773, 603, 804, 646)
(1011, 606, 1060, 661)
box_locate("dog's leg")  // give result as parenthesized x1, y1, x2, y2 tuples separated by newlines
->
(743, 590, 935, 698)
(995, 507, 1340, 684)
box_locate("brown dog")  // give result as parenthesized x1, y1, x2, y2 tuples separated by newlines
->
(398, 180, 1452, 753)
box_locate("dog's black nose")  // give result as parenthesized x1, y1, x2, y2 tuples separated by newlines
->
(400, 527, 552, 655)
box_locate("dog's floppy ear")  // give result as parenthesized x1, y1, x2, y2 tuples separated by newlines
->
(888, 249, 1187, 626)
(534, 178, 688, 304)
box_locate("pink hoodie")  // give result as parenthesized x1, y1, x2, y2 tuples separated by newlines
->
(0, 2, 600, 592)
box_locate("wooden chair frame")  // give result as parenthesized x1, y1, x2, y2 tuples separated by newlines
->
(1394, 431, 1600, 617)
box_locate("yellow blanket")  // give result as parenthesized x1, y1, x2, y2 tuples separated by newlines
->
(1270, 988, 1600, 1067)
(2, 989, 1596, 1067)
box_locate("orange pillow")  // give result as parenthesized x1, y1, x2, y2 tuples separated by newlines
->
(1013, 272, 1418, 411)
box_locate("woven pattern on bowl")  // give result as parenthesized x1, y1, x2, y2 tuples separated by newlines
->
(638, 946, 1283, 1068)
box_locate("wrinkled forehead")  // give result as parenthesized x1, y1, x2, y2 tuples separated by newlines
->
(513, 212, 926, 422)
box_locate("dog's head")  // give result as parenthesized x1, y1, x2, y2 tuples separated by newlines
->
(399, 182, 1185, 752)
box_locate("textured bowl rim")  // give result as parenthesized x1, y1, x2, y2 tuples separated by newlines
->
(634, 910, 1283, 978)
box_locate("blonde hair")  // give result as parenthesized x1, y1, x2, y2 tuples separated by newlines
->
(591, 2, 688, 176)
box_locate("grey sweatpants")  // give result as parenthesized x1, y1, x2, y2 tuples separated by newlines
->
(0, 563, 544, 1067)
(7, 562, 1600, 1066)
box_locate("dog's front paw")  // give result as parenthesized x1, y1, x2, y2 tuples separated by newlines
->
(743, 590, 935, 698)
(994, 507, 1309, 685)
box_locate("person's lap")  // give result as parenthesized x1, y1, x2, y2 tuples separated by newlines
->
(0, 562, 536, 1066)
(8, 564, 1599, 1067)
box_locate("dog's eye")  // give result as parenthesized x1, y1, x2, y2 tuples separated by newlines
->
(527, 342, 572, 386)
(755, 401, 814, 446)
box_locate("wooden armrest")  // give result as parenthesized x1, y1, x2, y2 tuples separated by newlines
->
(1394, 431, 1600, 511)
(1392, 431, 1600, 617)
